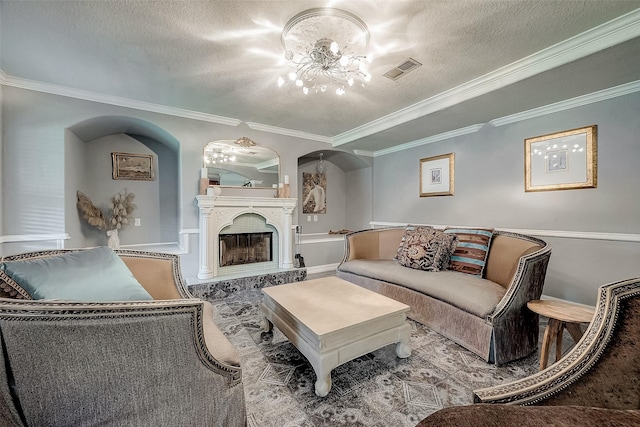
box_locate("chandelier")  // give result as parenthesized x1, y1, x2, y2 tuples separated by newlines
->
(278, 8, 373, 96)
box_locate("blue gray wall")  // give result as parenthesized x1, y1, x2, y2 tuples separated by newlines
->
(2, 84, 638, 305)
(372, 91, 640, 305)
(0, 86, 338, 264)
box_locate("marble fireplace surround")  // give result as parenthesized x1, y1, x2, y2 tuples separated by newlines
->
(196, 195, 297, 279)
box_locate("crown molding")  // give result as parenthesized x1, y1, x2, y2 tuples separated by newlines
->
(353, 149, 374, 157)
(332, 8, 640, 147)
(255, 157, 280, 171)
(490, 79, 640, 126)
(373, 124, 484, 157)
(245, 122, 332, 143)
(2, 8, 639, 148)
(0, 72, 242, 126)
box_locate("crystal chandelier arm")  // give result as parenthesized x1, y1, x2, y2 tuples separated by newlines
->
(279, 7, 372, 95)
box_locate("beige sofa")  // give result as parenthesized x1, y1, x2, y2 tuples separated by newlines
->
(0, 249, 245, 427)
(337, 227, 551, 364)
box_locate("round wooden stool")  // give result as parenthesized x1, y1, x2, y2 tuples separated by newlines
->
(527, 299, 595, 371)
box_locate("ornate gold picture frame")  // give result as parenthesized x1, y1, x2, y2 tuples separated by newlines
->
(112, 152, 155, 181)
(420, 153, 454, 197)
(525, 125, 597, 192)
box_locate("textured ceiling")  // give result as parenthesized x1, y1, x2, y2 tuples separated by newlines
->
(1, 1, 640, 154)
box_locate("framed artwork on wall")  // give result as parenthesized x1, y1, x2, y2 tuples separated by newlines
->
(524, 125, 597, 192)
(420, 153, 454, 197)
(302, 172, 326, 214)
(112, 152, 155, 181)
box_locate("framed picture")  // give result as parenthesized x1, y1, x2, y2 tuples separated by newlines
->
(111, 152, 155, 181)
(524, 125, 597, 192)
(420, 153, 454, 197)
(302, 172, 326, 214)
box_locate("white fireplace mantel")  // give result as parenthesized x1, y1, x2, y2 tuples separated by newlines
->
(196, 195, 297, 279)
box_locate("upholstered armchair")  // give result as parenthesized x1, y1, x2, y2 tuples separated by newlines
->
(416, 277, 640, 426)
(0, 249, 245, 427)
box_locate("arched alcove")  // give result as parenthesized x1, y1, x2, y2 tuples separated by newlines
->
(65, 116, 180, 248)
(297, 150, 372, 233)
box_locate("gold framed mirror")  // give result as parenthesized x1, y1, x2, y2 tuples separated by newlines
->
(203, 138, 280, 188)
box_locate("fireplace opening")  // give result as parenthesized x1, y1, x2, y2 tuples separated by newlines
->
(219, 232, 273, 267)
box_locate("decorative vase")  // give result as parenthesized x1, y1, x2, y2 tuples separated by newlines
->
(107, 229, 120, 249)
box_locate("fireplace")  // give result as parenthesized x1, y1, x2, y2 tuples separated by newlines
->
(196, 194, 297, 279)
(220, 232, 273, 267)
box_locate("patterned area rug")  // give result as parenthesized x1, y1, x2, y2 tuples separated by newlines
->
(207, 279, 575, 427)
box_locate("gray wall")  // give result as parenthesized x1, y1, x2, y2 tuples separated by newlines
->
(0, 86, 336, 267)
(372, 91, 640, 305)
(345, 167, 373, 232)
(0, 83, 3, 237)
(296, 157, 373, 235)
(134, 135, 179, 243)
(83, 134, 161, 246)
(6, 83, 636, 303)
(64, 129, 87, 248)
(299, 238, 345, 269)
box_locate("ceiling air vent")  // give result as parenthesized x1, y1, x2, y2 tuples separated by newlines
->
(383, 58, 422, 81)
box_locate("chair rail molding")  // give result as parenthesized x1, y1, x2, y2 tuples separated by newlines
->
(369, 222, 640, 243)
(0, 233, 70, 244)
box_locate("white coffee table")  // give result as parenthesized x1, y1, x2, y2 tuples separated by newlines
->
(260, 276, 411, 397)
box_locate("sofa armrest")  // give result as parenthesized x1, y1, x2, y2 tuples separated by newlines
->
(340, 228, 404, 264)
(202, 300, 241, 368)
(489, 232, 551, 322)
(483, 232, 551, 363)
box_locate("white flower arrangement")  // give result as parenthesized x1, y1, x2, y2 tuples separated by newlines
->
(76, 188, 136, 231)
(108, 188, 136, 230)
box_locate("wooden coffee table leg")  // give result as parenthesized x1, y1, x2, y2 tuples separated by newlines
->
(395, 325, 412, 358)
(314, 372, 332, 398)
(308, 356, 334, 397)
(261, 317, 273, 333)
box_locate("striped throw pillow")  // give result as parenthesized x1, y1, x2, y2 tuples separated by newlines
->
(444, 227, 494, 277)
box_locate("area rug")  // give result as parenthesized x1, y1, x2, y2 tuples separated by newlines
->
(207, 279, 573, 427)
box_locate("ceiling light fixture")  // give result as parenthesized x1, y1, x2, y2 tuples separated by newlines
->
(316, 153, 325, 174)
(204, 144, 237, 165)
(278, 8, 373, 96)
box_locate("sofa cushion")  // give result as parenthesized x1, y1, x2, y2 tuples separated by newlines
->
(0, 247, 152, 301)
(396, 226, 457, 272)
(338, 259, 506, 318)
(444, 227, 494, 277)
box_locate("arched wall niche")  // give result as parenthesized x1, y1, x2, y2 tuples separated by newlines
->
(296, 149, 372, 234)
(65, 116, 180, 248)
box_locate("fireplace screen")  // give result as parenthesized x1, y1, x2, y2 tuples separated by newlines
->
(219, 232, 273, 267)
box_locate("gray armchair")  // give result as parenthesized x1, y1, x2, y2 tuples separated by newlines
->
(0, 249, 245, 427)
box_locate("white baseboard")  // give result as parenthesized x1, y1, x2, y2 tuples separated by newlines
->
(306, 263, 340, 275)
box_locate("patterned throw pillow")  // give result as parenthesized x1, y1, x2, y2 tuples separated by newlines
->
(396, 225, 458, 271)
(444, 227, 494, 277)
